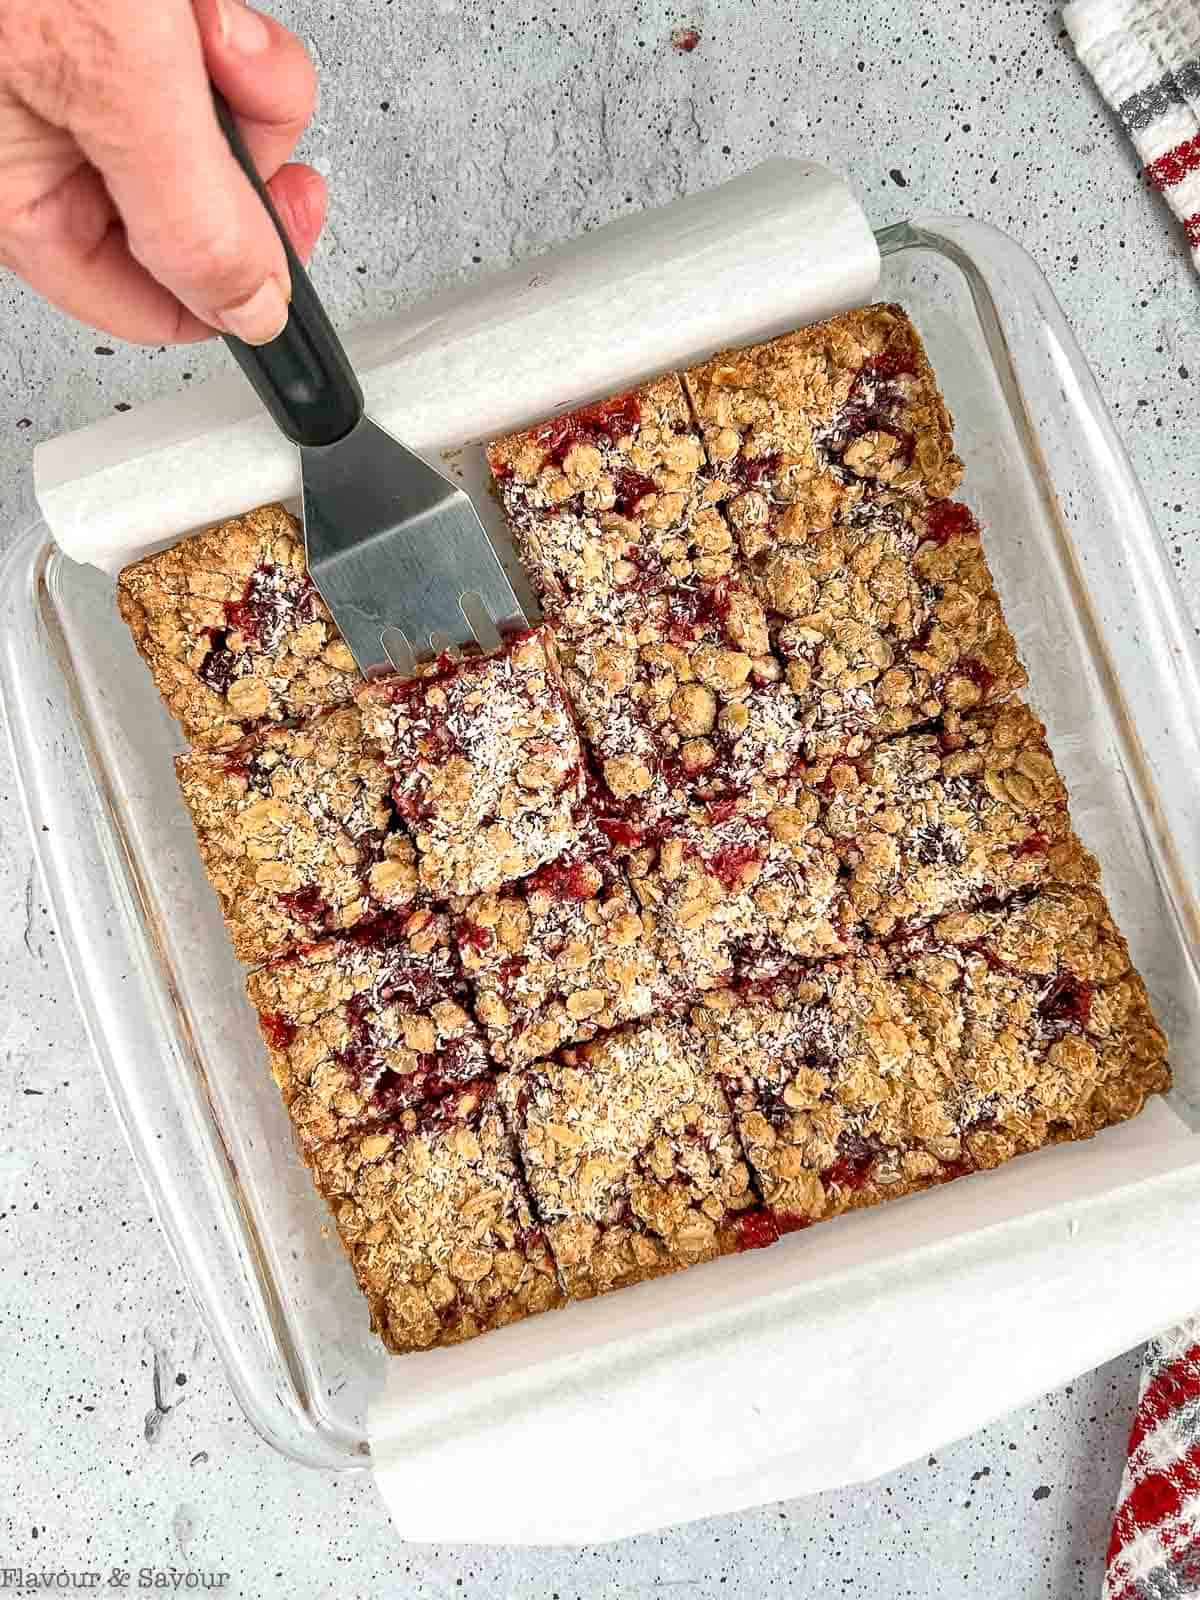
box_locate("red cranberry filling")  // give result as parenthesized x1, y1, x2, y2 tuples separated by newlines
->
(259, 1012, 297, 1052)
(611, 466, 660, 516)
(660, 577, 734, 643)
(1038, 971, 1093, 1029)
(958, 657, 996, 697)
(726, 451, 782, 491)
(705, 841, 763, 892)
(535, 391, 643, 469)
(458, 920, 493, 955)
(734, 1208, 781, 1251)
(525, 857, 601, 902)
(1013, 831, 1050, 858)
(924, 500, 977, 546)
(822, 1133, 876, 1191)
(196, 564, 321, 699)
(277, 884, 330, 925)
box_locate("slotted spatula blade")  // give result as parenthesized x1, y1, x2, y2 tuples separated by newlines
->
(212, 93, 535, 678)
(300, 416, 535, 678)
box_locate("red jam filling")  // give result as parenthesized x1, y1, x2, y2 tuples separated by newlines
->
(535, 391, 643, 469)
(705, 841, 763, 892)
(458, 921, 494, 955)
(660, 577, 734, 643)
(726, 451, 782, 491)
(851, 351, 917, 389)
(958, 657, 996, 697)
(595, 816, 646, 850)
(611, 467, 660, 517)
(924, 500, 977, 546)
(822, 1134, 876, 1191)
(734, 1208, 781, 1251)
(1038, 972, 1093, 1029)
(525, 857, 601, 902)
(197, 564, 321, 698)
(1013, 831, 1050, 858)
(277, 884, 330, 925)
(259, 1013, 297, 1052)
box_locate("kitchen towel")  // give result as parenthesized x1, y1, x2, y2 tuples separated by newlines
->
(1065, 0, 1200, 271)
(1104, 1319, 1200, 1600)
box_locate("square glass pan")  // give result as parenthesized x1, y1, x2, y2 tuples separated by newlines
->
(3, 216, 1199, 1472)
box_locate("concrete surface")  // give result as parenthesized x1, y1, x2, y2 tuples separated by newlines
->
(1, 1, 1197, 1595)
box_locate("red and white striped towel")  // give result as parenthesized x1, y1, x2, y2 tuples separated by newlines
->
(1101, 1321, 1200, 1599)
(1066, 0, 1200, 267)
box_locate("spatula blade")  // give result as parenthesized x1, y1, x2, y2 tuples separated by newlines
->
(300, 415, 537, 679)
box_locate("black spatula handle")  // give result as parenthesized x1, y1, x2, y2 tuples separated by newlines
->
(213, 92, 362, 447)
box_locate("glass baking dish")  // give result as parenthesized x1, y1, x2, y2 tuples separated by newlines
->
(4, 215, 1200, 1473)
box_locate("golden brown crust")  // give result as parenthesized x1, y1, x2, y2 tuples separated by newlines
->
(357, 628, 591, 899)
(117, 504, 359, 749)
(245, 910, 489, 1151)
(175, 704, 422, 965)
(500, 1019, 772, 1299)
(310, 1079, 563, 1351)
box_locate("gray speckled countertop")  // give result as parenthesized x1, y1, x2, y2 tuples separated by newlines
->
(1, 2, 1197, 1595)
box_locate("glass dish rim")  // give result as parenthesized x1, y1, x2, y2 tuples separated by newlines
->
(4, 212, 1200, 1472)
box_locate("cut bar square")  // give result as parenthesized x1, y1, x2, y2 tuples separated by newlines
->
(118, 503, 359, 750)
(246, 909, 489, 1152)
(682, 303, 963, 513)
(310, 1078, 563, 1351)
(500, 1017, 775, 1300)
(694, 885, 1169, 1230)
(627, 803, 849, 998)
(739, 492, 1024, 756)
(558, 582, 809, 826)
(455, 852, 667, 1066)
(176, 703, 423, 965)
(810, 699, 1099, 940)
(486, 377, 733, 632)
(358, 628, 591, 899)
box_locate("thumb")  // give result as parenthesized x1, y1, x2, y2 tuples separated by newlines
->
(58, 0, 295, 342)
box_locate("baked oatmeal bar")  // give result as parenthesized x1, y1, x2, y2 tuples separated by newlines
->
(694, 884, 1168, 1230)
(118, 503, 359, 749)
(176, 704, 423, 965)
(749, 494, 1026, 754)
(455, 852, 666, 1066)
(246, 908, 488, 1151)
(682, 303, 962, 512)
(810, 699, 1098, 940)
(358, 628, 591, 899)
(486, 377, 732, 631)
(310, 1078, 563, 1351)
(558, 582, 810, 825)
(627, 802, 849, 998)
(500, 1018, 776, 1298)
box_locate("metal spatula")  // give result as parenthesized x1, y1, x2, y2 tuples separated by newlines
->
(212, 95, 536, 678)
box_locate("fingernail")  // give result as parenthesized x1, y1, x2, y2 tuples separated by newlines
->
(219, 277, 289, 344)
(217, 0, 271, 53)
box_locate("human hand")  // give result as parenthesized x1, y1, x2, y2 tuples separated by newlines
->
(0, 0, 325, 345)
